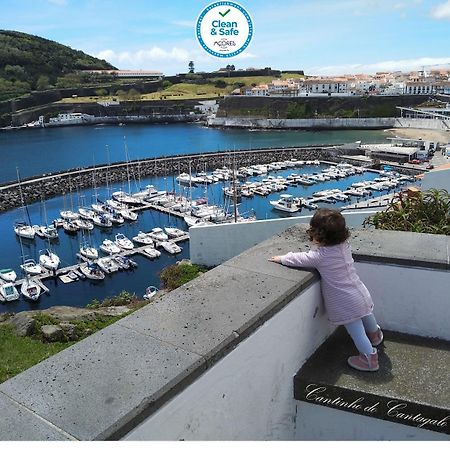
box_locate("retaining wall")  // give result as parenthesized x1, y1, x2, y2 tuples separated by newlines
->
(208, 117, 396, 129)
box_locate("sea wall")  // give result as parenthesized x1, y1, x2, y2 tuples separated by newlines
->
(394, 117, 450, 131)
(208, 117, 396, 129)
(10, 99, 207, 126)
(0, 146, 360, 211)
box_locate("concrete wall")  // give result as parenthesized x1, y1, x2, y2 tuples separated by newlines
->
(190, 210, 381, 267)
(124, 282, 332, 440)
(0, 226, 448, 440)
(208, 117, 396, 129)
(394, 117, 450, 131)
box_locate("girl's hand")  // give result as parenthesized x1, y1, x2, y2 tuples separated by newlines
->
(268, 255, 282, 263)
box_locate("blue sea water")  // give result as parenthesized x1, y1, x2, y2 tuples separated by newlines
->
(0, 123, 388, 182)
(0, 124, 392, 312)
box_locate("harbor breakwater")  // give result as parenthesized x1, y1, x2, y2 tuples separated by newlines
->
(0, 145, 364, 212)
(207, 117, 396, 129)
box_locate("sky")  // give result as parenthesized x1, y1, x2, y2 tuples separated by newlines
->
(1, 0, 450, 76)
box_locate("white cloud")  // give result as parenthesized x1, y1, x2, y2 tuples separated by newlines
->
(430, 0, 450, 19)
(170, 20, 196, 28)
(96, 47, 192, 68)
(307, 56, 450, 75)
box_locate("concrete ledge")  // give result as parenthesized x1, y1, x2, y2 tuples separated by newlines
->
(1, 225, 449, 440)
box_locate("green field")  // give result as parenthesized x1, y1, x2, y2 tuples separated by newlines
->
(55, 73, 306, 103)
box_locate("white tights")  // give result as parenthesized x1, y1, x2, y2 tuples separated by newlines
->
(344, 313, 379, 355)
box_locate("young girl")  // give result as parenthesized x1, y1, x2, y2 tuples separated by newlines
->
(269, 208, 383, 372)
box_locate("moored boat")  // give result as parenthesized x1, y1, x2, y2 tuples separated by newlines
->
(0, 268, 17, 282)
(20, 259, 43, 276)
(160, 240, 182, 254)
(0, 282, 20, 302)
(99, 239, 121, 255)
(142, 247, 161, 259)
(21, 276, 42, 301)
(79, 262, 105, 280)
(39, 249, 60, 271)
(143, 286, 158, 300)
(269, 194, 300, 213)
(115, 233, 134, 250)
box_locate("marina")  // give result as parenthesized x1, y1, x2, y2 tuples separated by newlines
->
(0, 124, 413, 313)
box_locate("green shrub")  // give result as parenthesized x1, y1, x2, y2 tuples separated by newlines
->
(363, 189, 450, 235)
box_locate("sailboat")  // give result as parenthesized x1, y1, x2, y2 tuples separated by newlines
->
(39, 238, 60, 271)
(34, 198, 59, 240)
(79, 229, 98, 260)
(60, 175, 79, 220)
(14, 167, 35, 239)
(18, 236, 42, 301)
(111, 137, 143, 206)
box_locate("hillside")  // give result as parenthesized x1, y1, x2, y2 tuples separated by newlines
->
(0, 30, 116, 101)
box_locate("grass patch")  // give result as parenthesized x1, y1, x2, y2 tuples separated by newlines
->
(0, 324, 72, 383)
(160, 263, 208, 291)
(0, 292, 151, 383)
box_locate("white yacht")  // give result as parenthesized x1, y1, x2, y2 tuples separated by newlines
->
(73, 218, 94, 231)
(20, 259, 43, 276)
(79, 262, 105, 280)
(80, 244, 98, 260)
(148, 228, 168, 241)
(142, 247, 161, 259)
(99, 239, 121, 255)
(0, 282, 20, 302)
(270, 194, 300, 213)
(164, 227, 186, 239)
(92, 213, 112, 228)
(60, 210, 79, 221)
(78, 207, 96, 220)
(119, 208, 138, 221)
(115, 233, 134, 250)
(132, 232, 154, 246)
(160, 241, 182, 254)
(97, 256, 120, 274)
(0, 268, 17, 282)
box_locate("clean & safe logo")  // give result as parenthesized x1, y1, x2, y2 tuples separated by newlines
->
(196, 1, 253, 58)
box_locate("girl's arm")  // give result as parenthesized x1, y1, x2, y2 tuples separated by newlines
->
(269, 249, 321, 268)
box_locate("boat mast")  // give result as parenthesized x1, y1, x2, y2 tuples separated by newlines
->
(105, 144, 111, 198)
(124, 136, 132, 195)
(16, 167, 32, 226)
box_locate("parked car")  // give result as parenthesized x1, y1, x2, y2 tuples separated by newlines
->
(410, 159, 421, 164)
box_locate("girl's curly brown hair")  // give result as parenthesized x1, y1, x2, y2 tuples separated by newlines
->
(307, 208, 350, 246)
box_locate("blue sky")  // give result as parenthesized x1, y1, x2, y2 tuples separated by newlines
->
(2, 0, 450, 75)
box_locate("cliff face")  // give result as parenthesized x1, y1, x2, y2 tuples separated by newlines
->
(216, 95, 428, 119)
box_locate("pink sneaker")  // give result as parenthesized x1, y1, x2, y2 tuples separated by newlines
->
(367, 327, 383, 346)
(347, 350, 379, 372)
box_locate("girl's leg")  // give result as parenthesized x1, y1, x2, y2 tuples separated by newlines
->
(344, 319, 374, 355)
(362, 313, 384, 346)
(361, 313, 379, 333)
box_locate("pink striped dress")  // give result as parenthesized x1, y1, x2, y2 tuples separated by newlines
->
(280, 241, 373, 325)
